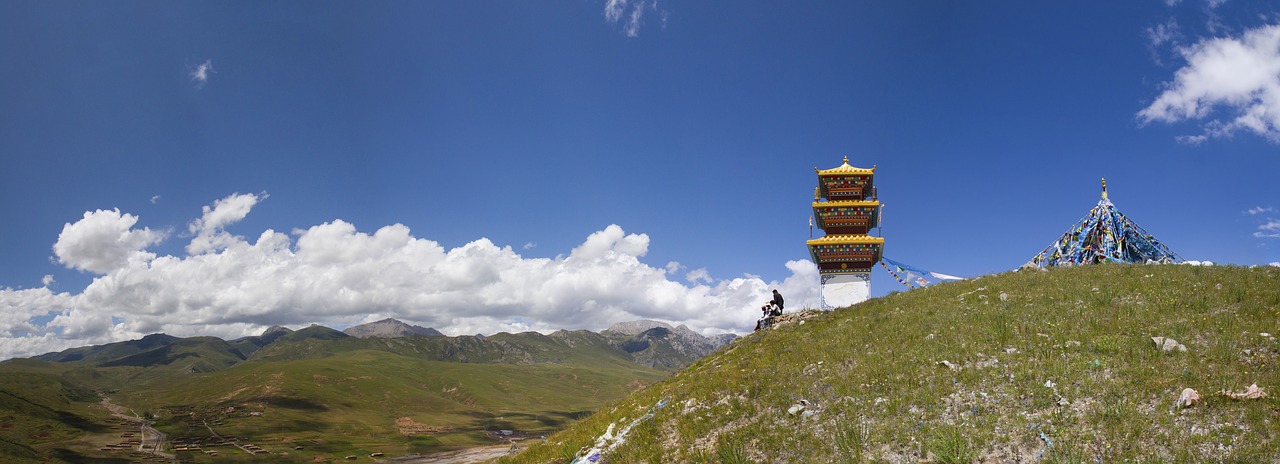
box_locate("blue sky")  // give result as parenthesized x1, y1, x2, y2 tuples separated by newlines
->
(3, 1, 1279, 359)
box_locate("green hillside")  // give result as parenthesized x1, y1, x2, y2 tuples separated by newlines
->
(505, 264, 1280, 463)
(0, 327, 669, 462)
(115, 348, 665, 461)
(0, 361, 111, 464)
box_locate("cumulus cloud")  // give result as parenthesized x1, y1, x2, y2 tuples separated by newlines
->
(53, 209, 166, 274)
(190, 59, 214, 87)
(0, 195, 826, 360)
(685, 268, 714, 284)
(186, 192, 266, 254)
(1138, 24, 1280, 143)
(603, 0, 667, 38)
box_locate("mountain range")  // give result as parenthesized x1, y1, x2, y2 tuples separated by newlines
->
(0, 317, 736, 462)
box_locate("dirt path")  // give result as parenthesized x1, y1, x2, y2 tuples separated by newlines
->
(98, 395, 172, 459)
(393, 444, 515, 464)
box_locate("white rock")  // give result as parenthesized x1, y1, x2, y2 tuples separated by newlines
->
(1177, 388, 1200, 408)
(1152, 336, 1187, 352)
(788, 403, 806, 415)
(1044, 380, 1056, 388)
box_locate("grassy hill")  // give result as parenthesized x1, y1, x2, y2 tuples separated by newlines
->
(504, 264, 1280, 463)
(0, 360, 112, 464)
(0, 327, 669, 462)
(120, 348, 665, 460)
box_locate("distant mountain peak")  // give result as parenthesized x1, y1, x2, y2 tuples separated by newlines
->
(262, 325, 293, 336)
(603, 320, 675, 336)
(343, 318, 444, 338)
(601, 319, 737, 371)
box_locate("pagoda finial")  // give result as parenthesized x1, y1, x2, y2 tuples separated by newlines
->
(1101, 178, 1108, 200)
(843, 156, 849, 164)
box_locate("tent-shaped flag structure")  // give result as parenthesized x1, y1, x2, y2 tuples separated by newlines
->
(1027, 179, 1181, 267)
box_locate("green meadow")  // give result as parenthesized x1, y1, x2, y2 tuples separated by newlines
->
(506, 264, 1280, 463)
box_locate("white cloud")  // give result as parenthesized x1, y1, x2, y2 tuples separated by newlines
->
(150, 195, 161, 204)
(1148, 18, 1180, 49)
(604, 0, 626, 23)
(41, 275, 54, 287)
(1270, 261, 1280, 267)
(1138, 24, 1280, 143)
(685, 268, 714, 284)
(0, 287, 75, 338)
(53, 209, 166, 274)
(186, 192, 266, 254)
(1247, 206, 1276, 215)
(1255, 218, 1280, 238)
(190, 59, 214, 87)
(0, 198, 828, 360)
(602, 0, 665, 38)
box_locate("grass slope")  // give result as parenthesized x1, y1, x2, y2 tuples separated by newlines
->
(0, 328, 668, 462)
(113, 348, 664, 461)
(0, 360, 111, 463)
(505, 264, 1280, 463)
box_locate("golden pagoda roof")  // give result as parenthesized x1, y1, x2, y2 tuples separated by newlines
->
(806, 234, 886, 246)
(815, 156, 875, 175)
(812, 200, 880, 209)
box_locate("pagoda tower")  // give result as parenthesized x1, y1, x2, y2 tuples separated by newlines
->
(806, 157, 885, 309)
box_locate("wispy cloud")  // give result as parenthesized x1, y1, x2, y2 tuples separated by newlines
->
(1244, 207, 1280, 238)
(602, 0, 667, 38)
(1255, 219, 1280, 238)
(1148, 18, 1181, 49)
(190, 59, 214, 88)
(1138, 24, 1280, 143)
(1246, 206, 1276, 215)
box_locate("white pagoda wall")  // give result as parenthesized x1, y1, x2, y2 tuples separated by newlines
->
(820, 272, 871, 309)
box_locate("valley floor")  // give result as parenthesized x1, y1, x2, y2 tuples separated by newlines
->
(395, 444, 515, 463)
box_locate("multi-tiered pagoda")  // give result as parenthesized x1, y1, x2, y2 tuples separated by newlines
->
(806, 157, 885, 309)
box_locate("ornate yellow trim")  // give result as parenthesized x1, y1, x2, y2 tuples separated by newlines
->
(814, 156, 876, 175)
(806, 235, 886, 246)
(812, 200, 880, 208)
